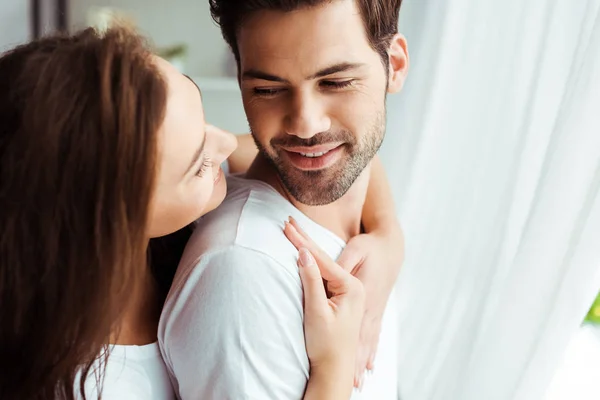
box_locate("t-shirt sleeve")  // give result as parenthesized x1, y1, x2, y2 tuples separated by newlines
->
(159, 245, 309, 400)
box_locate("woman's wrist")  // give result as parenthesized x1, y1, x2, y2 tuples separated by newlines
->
(305, 361, 355, 400)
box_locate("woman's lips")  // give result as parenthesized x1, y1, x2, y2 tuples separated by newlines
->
(213, 166, 223, 184)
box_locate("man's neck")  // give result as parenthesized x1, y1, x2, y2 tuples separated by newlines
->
(246, 154, 370, 242)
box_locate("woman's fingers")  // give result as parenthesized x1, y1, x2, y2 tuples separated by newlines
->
(284, 220, 350, 285)
(283, 219, 308, 250)
(297, 248, 329, 314)
(288, 216, 309, 239)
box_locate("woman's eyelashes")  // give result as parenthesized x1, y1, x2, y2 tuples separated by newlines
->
(195, 154, 212, 178)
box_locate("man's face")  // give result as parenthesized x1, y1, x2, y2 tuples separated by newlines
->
(238, 0, 389, 206)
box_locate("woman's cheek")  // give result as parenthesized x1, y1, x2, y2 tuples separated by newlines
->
(190, 178, 214, 213)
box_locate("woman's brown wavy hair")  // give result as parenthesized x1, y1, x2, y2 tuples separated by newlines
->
(0, 27, 167, 399)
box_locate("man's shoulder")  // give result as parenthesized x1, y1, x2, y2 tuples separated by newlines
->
(179, 176, 299, 276)
(161, 244, 304, 351)
(172, 245, 296, 293)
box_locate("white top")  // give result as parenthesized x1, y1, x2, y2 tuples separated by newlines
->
(76, 342, 175, 400)
(159, 175, 398, 399)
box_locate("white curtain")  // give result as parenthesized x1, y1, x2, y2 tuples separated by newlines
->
(379, 0, 600, 398)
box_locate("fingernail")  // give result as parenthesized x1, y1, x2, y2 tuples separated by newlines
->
(368, 358, 375, 373)
(285, 219, 295, 230)
(299, 248, 315, 268)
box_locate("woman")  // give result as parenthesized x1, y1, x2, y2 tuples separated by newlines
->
(0, 27, 398, 400)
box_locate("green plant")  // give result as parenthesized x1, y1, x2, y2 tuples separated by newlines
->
(157, 44, 188, 59)
(584, 292, 600, 324)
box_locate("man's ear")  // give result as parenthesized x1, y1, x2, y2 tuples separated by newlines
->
(386, 33, 409, 93)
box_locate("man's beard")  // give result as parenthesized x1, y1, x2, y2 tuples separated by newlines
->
(253, 112, 386, 206)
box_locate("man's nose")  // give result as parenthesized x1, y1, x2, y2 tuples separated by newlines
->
(284, 90, 331, 139)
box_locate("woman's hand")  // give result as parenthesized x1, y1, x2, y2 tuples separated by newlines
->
(284, 217, 365, 400)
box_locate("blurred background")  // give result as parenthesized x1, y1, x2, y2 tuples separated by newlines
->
(1, 1, 599, 399)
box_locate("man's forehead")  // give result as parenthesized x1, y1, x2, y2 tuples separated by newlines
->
(237, 7, 372, 79)
(240, 42, 363, 72)
(237, 1, 368, 58)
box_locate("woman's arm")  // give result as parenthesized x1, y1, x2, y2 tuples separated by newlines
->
(361, 155, 402, 236)
(335, 155, 404, 388)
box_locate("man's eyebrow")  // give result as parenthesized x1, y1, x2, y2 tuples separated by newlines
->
(186, 131, 207, 176)
(308, 62, 366, 79)
(241, 69, 289, 83)
(241, 63, 366, 83)
(184, 74, 203, 99)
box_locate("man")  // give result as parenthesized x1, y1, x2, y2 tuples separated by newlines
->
(159, 0, 408, 398)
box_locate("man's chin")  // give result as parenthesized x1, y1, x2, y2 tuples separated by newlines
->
(281, 177, 345, 206)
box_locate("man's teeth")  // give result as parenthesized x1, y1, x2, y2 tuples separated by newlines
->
(299, 150, 329, 158)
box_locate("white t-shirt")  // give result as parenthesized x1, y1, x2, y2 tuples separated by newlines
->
(159, 175, 399, 399)
(76, 342, 175, 400)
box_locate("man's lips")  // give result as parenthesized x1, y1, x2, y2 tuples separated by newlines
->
(279, 142, 344, 155)
(279, 143, 344, 171)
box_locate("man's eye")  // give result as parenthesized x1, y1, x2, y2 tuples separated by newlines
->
(320, 80, 354, 89)
(253, 88, 285, 97)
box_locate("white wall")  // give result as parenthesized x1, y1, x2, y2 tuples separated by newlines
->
(69, 1, 247, 133)
(0, 0, 29, 52)
(69, 0, 234, 77)
(69, 1, 247, 132)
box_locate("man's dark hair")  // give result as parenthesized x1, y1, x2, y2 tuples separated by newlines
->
(209, 0, 402, 72)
